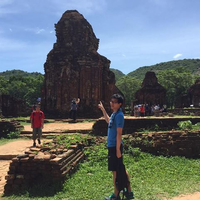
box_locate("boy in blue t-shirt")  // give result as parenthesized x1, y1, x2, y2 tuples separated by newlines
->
(98, 94, 134, 200)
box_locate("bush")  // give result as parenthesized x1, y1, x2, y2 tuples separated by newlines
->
(177, 120, 192, 130)
(6, 131, 20, 139)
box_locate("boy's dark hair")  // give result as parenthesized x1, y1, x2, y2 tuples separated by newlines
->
(112, 94, 124, 105)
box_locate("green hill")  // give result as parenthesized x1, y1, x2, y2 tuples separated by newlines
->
(127, 59, 200, 80)
(110, 68, 125, 81)
(0, 69, 43, 79)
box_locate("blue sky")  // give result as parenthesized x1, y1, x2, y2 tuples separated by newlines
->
(0, 0, 200, 75)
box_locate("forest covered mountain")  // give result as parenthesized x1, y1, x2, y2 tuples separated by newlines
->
(126, 59, 200, 80)
(0, 70, 43, 79)
(2, 59, 200, 81)
(110, 68, 125, 81)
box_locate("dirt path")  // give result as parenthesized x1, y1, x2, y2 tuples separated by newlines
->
(0, 160, 11, 196)
(166, 192, 200, 200)
(23, 122, 94, 132)
(0, 140, 32, 157)
(0, 140, 33, 195)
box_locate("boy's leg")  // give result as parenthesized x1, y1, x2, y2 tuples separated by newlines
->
(112, 171, 119, 197)
(108, 146, 123, 198)
(37, 128, 42, 144)
(32, 128, 37, 146)
(126, 171, 132, 192)
(73, 110, 77, 121)
(123, 170, 134, 199)
(72, 110, 75, 120)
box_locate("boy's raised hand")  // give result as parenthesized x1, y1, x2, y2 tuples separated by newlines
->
(98, 101, 104, 111)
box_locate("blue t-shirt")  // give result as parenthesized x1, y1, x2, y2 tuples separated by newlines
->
(107, 110, 124, 147)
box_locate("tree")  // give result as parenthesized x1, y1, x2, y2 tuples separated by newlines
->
(0, 73, 44, 106)
(116, 76, 141, 107)
(157, 68, 194, 108)
(0, 76, 9, 95)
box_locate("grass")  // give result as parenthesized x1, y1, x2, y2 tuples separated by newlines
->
(2, 144, 200, 200)
(20, 121, 30, 126)
(3, 116, 30, 121)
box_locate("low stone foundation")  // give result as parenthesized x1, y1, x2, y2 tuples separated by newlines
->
(125, 130, 200, 158)
(169, 108, 200, 116)
(0, 120, 23, 138)
(4, 140, 86, 195)
(92, 117, 200, 136)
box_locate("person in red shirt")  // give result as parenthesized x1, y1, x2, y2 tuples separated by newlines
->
(140, 104, 145, 117)
(30, 104, 45, 147)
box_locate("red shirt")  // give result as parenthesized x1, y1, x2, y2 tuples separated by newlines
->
(140, 106, 145, 113)
(30, 111, 45, 128)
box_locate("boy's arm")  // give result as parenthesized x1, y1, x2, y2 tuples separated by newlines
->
(116, 127, 122, 158)
(76, 98, 80, 104)
(41, 119, 44, 129)
(31, 118, 33, 128)
(41, 113, 45, 129)
(30, 113, 33, 128)
(98, 101, 109, 123)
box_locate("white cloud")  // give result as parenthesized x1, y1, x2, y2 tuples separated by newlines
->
(36, 28, 45, 34)
(173, 53, 182, 59)
(24, 27, 45, 34)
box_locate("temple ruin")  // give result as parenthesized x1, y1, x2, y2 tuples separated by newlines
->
(42, 10, 121, 118)
(0, 95, 29, 117)
(187, 79, 200, 107)
(134, 71, 166, 106)
(175, 79, 200, 108)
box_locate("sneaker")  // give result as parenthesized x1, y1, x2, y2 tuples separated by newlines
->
(33, 142, 36, 147)
(38, 139, 41, 144)
(123, 190, 134, 199)
(106, 193, 121, 200)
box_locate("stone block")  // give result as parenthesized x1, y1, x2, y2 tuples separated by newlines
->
(5, 174, 15, 180)
(50, 157, 62, 164)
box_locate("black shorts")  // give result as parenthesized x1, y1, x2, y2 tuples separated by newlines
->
(108, 145, 123, 171)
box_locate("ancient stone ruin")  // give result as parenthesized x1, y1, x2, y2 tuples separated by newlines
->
(129, 130, 200, 158)
(3, 135, 105, 195)
(186, 79, 200, 107)
(175, 79, 200, 108)
(4, 136, 88, 195)
(134, 71, 166, 106)
(42, 10, 121, 118)
(0, 120, 22, 138)
(0, 95, 29, 117)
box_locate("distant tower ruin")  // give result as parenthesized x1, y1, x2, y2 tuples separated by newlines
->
(42, 10, 121, 117)
(135, 71, 166, 106)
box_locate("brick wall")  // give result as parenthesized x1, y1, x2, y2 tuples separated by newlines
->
(92, 117, 200, 136)
(4, 143, 85, 195)
(125, 130, 200, 158)
(0, 120, 22, 138)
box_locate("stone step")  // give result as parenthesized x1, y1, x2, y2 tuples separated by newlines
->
(20, 130, 91, 138)
(0, 155, 17, 160)
(19, 133, 85, 139)
(60, 150, 83, 173)
(61, 151, 84, 176)
(21, 129, 91, 135)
